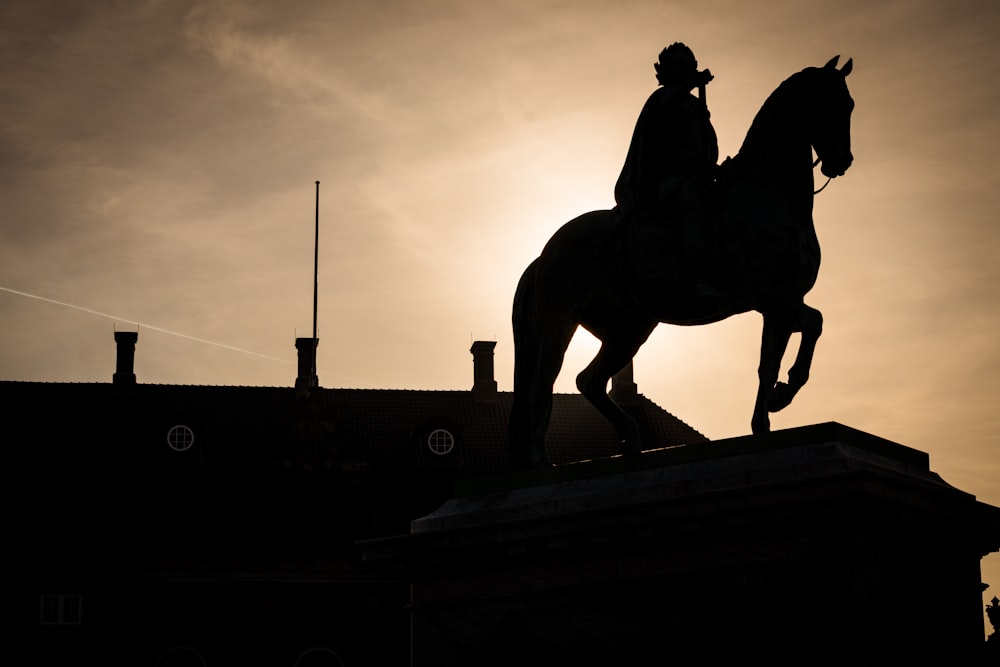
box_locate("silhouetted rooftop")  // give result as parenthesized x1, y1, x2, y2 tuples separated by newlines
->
(0, 380, 707, 477)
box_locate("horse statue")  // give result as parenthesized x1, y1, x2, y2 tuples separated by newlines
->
(509, 56, 854, 469)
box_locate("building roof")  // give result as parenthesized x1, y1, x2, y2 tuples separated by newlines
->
(0, 380, 707, 478)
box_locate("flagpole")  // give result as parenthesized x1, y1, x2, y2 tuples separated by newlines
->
(312, 180, 319, 384)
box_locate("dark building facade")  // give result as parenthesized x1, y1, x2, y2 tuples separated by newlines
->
(8, 334, 705, 665)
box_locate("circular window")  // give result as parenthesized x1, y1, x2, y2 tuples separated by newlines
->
(166, 425, 195, 452)
(427, 428, 455, 456)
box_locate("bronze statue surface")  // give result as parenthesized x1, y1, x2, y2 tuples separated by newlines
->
(509, 55, 855, 469)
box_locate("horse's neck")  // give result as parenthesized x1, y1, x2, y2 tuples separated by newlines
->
(733, 86, 815, 191)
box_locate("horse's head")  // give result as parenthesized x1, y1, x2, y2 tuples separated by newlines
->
(809, 56, 855, 179)
(737, 57, 854, 184)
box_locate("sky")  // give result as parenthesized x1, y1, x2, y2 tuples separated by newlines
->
(2, 0, 999, 621)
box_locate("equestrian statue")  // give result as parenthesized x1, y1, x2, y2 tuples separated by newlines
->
(509, 46, 854, 469)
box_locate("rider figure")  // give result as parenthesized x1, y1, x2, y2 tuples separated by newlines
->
(614, 43, 720, 293)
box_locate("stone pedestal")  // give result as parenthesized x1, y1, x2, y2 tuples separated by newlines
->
(364, 423, 1000, 666)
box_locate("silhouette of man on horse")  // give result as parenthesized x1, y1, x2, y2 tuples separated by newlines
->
(509, 50, 854, 469)
(613, 42, 720, 295)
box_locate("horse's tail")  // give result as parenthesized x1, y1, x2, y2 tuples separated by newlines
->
(508, 257, 540, 467)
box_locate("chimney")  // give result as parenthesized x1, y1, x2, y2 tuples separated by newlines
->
(470, 340, 498, 402)
(609, 360, 638, 405)
(113, 330, 138, 386)
(295, 337, 319, 390)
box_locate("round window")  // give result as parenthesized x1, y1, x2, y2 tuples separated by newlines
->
(427, 428, 455, 456)
(166, 425, 195, 452)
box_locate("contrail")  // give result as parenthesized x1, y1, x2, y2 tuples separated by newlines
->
(0, 286, 381, 386)
(0, 286, 290, 365)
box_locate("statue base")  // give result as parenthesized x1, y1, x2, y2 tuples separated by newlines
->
(363, 423, 1000, 665)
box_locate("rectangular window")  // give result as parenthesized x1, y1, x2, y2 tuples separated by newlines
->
(39, 595, 60, 624)
(39, 594, 83, 625)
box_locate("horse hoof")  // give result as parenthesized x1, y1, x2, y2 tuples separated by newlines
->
(515, 460, 552, 471)
(512, 447, 552, 470)
(751, 416, 771, 435)
(767, 382, 794, 412)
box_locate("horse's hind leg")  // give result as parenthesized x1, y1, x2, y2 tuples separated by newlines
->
(510, 260, 578, 469)
(509, 331, 537, 469)
(576, 320, 657, 457)
(521, 322, 577, 467)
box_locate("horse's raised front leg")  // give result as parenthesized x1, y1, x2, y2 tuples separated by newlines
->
(768, 304, 823, 413)
(752, 313, 792, 434)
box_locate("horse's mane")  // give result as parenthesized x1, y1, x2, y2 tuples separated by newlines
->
(737, 67, 823, 159)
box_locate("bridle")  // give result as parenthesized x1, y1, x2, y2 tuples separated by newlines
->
(812, 157, 833, 194)
(719, 155, 833, 196)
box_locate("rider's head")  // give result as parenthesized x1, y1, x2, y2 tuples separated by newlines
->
(654, 42, 697, 86)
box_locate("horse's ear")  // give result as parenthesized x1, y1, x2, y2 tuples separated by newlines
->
(823, 55, 840, 70)
(840, 58, 853, 77)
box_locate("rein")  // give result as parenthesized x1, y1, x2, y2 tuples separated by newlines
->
(719, 156, 831, 196)
(812, 157, 832, 194)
